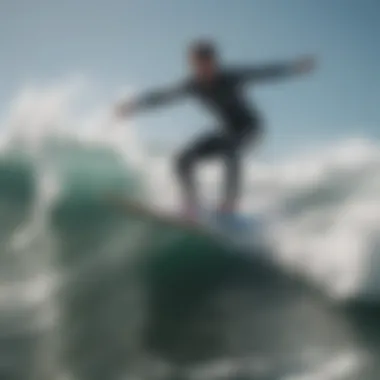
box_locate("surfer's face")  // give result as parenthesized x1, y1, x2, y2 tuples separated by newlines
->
(190, 54, 217, 81)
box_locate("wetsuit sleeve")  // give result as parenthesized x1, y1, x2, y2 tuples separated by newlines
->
(234, 62, 298, 83)
(134, 80, 191, 112)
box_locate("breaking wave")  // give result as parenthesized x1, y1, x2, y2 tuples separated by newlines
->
(0, 78, 379, 379)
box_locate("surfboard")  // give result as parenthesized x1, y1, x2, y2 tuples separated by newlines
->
(107, 194, 212, 234)
(106, 194, 253, 240)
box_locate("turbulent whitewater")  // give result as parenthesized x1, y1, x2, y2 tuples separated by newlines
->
(0, 80, 379, 380)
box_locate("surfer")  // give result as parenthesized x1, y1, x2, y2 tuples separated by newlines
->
(115, 40, 316, 221)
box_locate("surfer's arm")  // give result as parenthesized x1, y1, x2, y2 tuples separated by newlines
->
(235, 56, 316, 83)
(116, 81, 191, 118)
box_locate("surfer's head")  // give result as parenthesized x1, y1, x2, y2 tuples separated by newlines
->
(189, 39, 219, 80)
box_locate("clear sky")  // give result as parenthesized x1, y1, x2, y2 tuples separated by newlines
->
(1, 0, 379, 156)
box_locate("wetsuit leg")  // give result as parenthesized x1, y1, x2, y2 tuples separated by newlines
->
(176, 129, 254, 211)
(175, 132, 230, 210)
(220, 129, 253, 210)
(222, 140, 240, 209)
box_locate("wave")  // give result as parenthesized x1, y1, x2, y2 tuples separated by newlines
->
(0, 78, 379, 379)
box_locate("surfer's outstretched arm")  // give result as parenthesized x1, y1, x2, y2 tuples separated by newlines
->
(115, 81, 190, 118)
(236, 56, 316, 83)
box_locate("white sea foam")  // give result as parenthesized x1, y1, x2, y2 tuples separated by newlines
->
(148, 138, 380, 301)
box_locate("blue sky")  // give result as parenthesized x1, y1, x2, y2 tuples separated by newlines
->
(1, 0, 379, 156)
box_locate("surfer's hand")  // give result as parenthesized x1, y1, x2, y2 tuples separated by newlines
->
(293, 56, 316, 74)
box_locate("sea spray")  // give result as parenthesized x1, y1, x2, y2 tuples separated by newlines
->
(0, 79, 148, 379)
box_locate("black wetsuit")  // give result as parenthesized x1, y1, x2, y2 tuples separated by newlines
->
(135, 62, 298, 209)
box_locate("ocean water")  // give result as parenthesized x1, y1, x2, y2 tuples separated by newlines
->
(0, 81, 380, 380)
